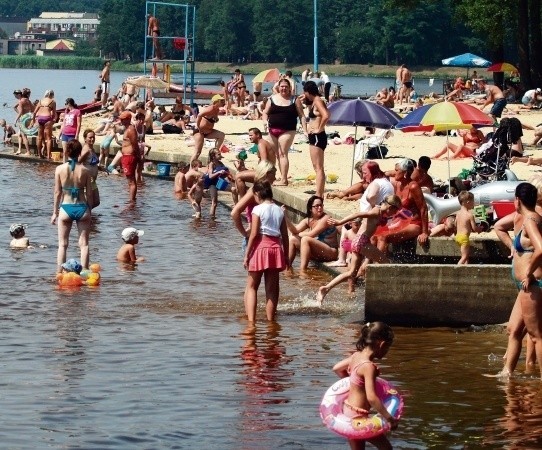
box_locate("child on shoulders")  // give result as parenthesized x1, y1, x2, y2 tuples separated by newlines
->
(455, 191, 482, 264)
(117, 227, 145, 263)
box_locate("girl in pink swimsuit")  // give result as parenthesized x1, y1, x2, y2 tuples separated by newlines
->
(332, 322, 398, 450)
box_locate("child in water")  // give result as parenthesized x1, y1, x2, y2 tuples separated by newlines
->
(317, 195, 401, 304)
(117, 227, 145, 263)
(332, 322, 398, 450)
(243, 181, 289, 322)
(9, 223, 29, 248)
(455, 191, 482, 264)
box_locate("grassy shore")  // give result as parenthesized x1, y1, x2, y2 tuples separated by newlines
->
(0, 55, 483, 79)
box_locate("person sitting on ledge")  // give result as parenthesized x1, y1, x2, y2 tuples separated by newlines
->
(326, 160, 369, 200)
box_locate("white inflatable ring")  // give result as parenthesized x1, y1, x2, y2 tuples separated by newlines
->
(19, 112, 38, 136)
(320, 377, 404, 440)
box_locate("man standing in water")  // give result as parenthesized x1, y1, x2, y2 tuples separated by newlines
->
(147, 14, 164, 60)
(99, 61, 111, 110)
(119, 111, 139, 203)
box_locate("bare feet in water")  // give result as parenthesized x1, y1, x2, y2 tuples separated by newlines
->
(316, 286, 329, 305)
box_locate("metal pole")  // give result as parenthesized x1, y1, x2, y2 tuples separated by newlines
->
(313, 0, 318, 73)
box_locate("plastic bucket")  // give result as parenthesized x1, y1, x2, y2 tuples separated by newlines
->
(216, 178, 229, 191)
(156, 163, 171, 176)
(51, 152, 61, 162)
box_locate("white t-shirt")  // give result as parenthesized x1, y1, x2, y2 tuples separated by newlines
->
(253, 202, 284, 237)
(359, 177, 394, 212)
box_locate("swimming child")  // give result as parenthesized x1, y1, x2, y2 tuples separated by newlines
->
(455, 191, 482, 264)
(429, 215, 457, 237)
(243, 181, 289, 322)
(9, 223, 29, 248)
(188, 171, 204, 219)
(61, 258, 83, 274)
(117, 227, 145, 263)
(332, 322, 398, 450)
(317, 195, 401, 304)
(327, 218, 361, 268)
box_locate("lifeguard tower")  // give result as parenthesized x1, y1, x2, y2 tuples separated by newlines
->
(144, 1, 197, 105)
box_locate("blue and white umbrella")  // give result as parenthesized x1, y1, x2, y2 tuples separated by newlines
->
(441, 53, 491, 68)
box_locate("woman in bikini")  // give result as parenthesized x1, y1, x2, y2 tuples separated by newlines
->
(431, 126, 484, 160)
(496, 183, 542, 379)
(79, 129, 101, 209)
(31, 89, 56, 159)
(262, 78, 306, 186)
(373, 158, 429, 253)
(286, 195, 338, 272)
(51, 139, 93, 273)
(232, 68, 246, 107)
(303, 80, 329, 198)
(190, 95, 226, 163)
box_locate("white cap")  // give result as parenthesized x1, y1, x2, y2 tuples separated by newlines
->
(121, 227, 144, 242)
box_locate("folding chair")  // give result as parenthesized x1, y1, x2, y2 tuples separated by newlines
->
(354, 129, 392, 161)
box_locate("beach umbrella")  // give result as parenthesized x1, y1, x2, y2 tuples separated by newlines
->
(328, 99, 401, 184)
(442, 53, 491, 78)
(487, 62, 518, 73)
(125, 76, 169, 90)
(252, 68, 281, 83)
(441, 53, 491, 68)
(395, 101, 494, 189)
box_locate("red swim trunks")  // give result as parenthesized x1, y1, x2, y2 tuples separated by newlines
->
(121, 154, 138, 177)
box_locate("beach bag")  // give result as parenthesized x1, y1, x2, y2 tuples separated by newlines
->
(366, 146, 388, 159)
(162, 124, 184, 134)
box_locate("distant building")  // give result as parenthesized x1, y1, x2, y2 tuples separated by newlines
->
(8, 34, 47, 55)
(27, 12, 99, 41)
(36, 38, 76, 56)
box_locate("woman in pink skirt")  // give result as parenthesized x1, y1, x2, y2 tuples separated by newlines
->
(243, 181, 289, 322)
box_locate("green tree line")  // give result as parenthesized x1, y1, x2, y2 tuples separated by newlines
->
(2, 0, 542, 86)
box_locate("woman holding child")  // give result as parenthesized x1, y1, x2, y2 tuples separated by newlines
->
(373, 158, 429, 253)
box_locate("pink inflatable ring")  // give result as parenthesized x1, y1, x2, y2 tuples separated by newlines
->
(320, 377, 404, 440)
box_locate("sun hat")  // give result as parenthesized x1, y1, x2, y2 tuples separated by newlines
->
(122, 227, 144, 242)
(61, 259, 82, 274)
(9, 223, 26, 237)
(211, 94, 224, 103)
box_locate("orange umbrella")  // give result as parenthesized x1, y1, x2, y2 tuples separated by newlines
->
(487, 62, 518, 73)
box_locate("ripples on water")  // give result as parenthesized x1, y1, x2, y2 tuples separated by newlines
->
(1, 158, 542, 449)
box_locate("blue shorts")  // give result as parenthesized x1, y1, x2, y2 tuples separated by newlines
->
(490, 98, 507, 118)
(62, 134, 76, 143)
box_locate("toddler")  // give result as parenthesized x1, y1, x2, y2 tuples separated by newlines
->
(99, 124, 121, 168)
(1, 119, 15, 145)
(188, 171, 204, 219)
(332, 322, 398, 449)
(10, 223, 29, 248)
(455, 191, 482, 264)
(61, 258, 83, 274)
(117, 227, 145, 263)
(328, 218, 361, 267)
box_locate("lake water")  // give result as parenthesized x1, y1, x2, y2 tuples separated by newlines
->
(0, 68, 443, 125)
(0, 69, 540, 449)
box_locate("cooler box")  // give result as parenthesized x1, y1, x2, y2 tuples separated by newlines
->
(156, 163, 171, 176)
(491, 200, 515, 219)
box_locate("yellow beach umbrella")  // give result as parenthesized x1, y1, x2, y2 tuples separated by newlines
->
(252, 68, 281, 83)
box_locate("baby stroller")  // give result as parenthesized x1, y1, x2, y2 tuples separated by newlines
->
(466, 118, 522, 184)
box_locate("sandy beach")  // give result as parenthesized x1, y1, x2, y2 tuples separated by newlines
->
(83, 103, 542, 214)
